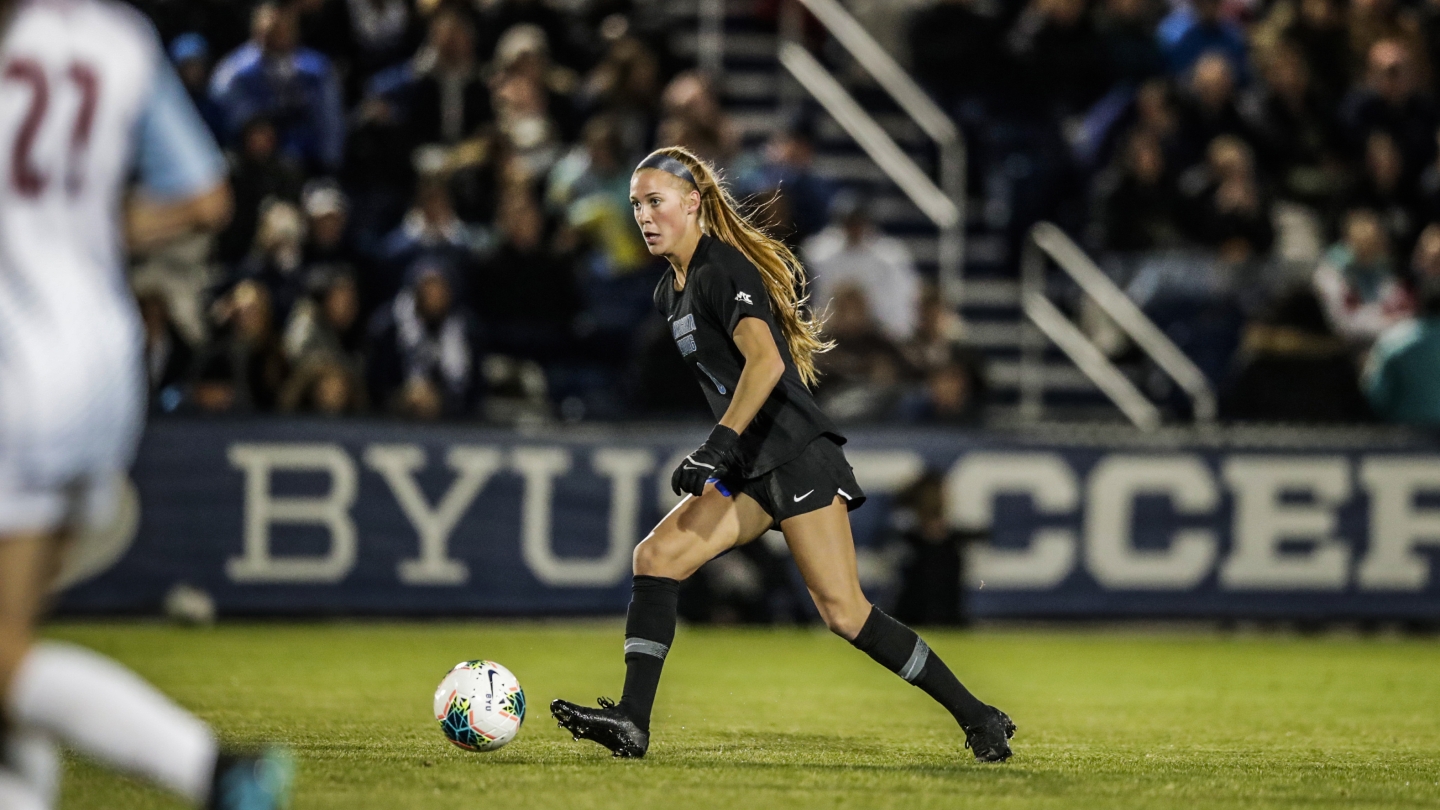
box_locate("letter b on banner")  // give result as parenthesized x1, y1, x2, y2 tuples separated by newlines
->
(227, 444, 358, 583)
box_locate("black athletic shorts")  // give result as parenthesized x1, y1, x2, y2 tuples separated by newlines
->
(729, 435, 866, 527)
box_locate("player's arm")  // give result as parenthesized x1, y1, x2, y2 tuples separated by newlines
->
(669, 316, 785, 498)
(126, 50, 231, 252)
(126, 182, 231, 251)
(718, 317, 785, 435)
(670, 265, 785, 498)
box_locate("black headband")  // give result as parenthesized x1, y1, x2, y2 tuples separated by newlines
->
(635, 153, 698, 188)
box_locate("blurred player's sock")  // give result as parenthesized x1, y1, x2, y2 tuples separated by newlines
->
(616, 575, 680, 733)
(6, 642, 218, 805)
(0, 770, 46, 810)
(850, 607, 988, 727)
(4, 729, 59, 808)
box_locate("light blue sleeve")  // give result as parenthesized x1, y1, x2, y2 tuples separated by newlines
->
(134, 57, 227, 199)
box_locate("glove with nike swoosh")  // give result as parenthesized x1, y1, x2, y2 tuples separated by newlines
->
(671, 425, 744, 498)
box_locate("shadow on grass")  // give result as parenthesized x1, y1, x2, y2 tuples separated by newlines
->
(424, 730, 1046, 780)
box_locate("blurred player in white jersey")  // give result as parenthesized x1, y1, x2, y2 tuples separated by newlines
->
(0, 1, 292, 808)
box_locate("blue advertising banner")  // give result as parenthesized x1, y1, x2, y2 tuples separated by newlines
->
(54, 419, 1440, 619)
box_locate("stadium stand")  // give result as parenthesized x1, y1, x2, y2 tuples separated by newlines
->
(119, 0, 1440, 429)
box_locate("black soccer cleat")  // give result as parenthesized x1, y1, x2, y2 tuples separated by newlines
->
(962, 705, 1016, 763)
(550, 697, 649, 758)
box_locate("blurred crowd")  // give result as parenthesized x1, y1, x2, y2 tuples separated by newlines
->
(909, 0, 1440, 424)
(122, 0, 1440, 428)
(126, 0, 978, 426)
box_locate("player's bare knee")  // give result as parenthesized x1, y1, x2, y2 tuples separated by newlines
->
(824, 612, 865, 641)
(632, 536, 685, 580)
(815, 598, 869, 640)
(632, 537, 661, 575)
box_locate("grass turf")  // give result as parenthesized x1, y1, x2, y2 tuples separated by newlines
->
(43, 621, 1440, 809)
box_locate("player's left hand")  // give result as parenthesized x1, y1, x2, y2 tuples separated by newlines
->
(671, 425, 743, 497)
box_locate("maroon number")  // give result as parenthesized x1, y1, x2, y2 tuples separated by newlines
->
(4, 58, 49, 197)
(2, 57, 100, 197)
(65, 63, 98, 194)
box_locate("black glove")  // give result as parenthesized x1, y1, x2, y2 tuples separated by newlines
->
(671, 425, 743, 498)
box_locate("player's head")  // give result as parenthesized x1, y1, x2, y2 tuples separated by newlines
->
(631, 145, 832, 387)
(630, 151, 702, 257)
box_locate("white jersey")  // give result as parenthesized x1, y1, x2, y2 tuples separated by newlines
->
(0, 0, 223, 526)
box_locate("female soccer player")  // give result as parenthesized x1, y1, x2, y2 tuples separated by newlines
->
(550, 147, 1015, 762)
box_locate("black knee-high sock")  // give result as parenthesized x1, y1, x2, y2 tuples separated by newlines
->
(850, 606, 988, 728)
(616, 575, 680, 733)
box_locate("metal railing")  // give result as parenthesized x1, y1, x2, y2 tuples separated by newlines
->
(778, 0, 967, 307)
(1020, 222, 1218, 430)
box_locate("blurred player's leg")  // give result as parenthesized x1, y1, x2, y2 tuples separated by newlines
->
(782, 498, 1015, 762)
(7, 638, 219, 802)
(0, 534, 62, 810)
(0, 529, 234, 806)
(0, 770, 46, 810)
(4, 729, 60, 809)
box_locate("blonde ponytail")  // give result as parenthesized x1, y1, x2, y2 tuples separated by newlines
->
(644, 146, 832, 387)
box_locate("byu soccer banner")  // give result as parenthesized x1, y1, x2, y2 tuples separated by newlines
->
(55, 419, 1440, 618)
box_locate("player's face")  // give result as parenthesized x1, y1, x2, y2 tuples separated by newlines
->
(631, 169, 699, 257)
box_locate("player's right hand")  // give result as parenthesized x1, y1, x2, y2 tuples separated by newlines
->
(671, 425, 742, 497)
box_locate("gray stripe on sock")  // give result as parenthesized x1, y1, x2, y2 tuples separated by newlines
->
(624, 638, 670, 660)
(899, 637, 929, 683)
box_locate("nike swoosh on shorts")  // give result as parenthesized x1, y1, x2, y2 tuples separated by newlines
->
(792, 490, 814, 502)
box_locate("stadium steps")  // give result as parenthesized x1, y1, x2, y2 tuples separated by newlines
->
(664, 0, 1125, 417)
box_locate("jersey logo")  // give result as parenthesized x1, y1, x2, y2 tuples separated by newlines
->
(735, 291, 754, 305)
(672, 313, 696, 339)
(792, 490, 815, 503)
(677, 334, 697, 357)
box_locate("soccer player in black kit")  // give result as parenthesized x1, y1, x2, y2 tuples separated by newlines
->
(550, 146, 1016, 762)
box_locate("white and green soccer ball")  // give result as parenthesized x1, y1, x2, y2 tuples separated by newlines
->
(433, 660, 526, 751)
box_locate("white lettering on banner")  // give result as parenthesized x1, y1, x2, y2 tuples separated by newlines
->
(363, 444, 503, 585)
(1085, 455, 1218, 589)
(1220, 457, 1350, 589)
(1358, 457, 1440, 590)
(226, 444, 358, 583)
(655, 449, 692, 514)
(514, 447, 655, 586)
(949, 453, 1078, 588)
(594, 448, 657, 580)
(845, 450, 925, 493)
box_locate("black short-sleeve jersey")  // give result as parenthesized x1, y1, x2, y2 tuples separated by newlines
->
(653, 234, 843, 478)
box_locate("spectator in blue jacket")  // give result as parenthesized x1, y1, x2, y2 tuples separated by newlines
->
(209, 1, 345, 173)
(736, 116, 837, 246)
(1157, 0, 1249, 82)
(169, 33, 225, 140)
(1364, 278, 1440, 425)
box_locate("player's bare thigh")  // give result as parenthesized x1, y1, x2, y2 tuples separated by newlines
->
(0, 532, 65, 706)
(780, 497, 871, 640)
(633, 485, 774, 580)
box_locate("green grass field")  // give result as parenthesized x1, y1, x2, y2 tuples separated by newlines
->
(45, 621, 1440, 809)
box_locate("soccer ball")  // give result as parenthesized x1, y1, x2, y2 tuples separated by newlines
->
(433, 660, 526, 751)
